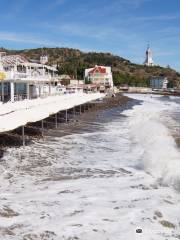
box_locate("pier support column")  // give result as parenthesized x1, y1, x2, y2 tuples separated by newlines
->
(26, 84, 30, 100)
(55, 113, 58, 129)
(81, 104, 84, 113)
(73, 107, 76, 118)
(65, 109, 68, 123)
(79, 105, 82, 114)
(41, 120, 44, 137)
(22, 126, 25, 146)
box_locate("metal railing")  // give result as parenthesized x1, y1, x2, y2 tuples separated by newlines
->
(0, 90, 94, 104)
(14, 94, 28, 101)
(4, 71, 59, 81)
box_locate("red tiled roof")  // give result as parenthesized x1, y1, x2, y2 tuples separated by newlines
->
(88, 66, 106, 74)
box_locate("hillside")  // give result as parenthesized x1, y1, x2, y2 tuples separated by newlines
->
(2, 47, 180, 87)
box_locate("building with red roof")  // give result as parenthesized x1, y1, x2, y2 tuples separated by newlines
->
(85, 65, 113, 88)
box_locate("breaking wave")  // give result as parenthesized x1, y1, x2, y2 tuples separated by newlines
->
(124, 94, 180, 190)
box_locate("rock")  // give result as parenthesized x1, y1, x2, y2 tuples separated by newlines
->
(0, 206, 19, 218)
(23, 231, 56, 240)
(0, 227, 15, 236)
(159, 220, 176, 229)
(154, 210, 163, 218)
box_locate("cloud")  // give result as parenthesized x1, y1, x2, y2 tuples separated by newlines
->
(0, 31, 96, 51)
(134, 14, 180, 22)
(118, 0, 152, 8)
(157, 26, 180, 34)
(1, 0, 29, 19)
(43, 22, 137, 43)
(46, 0, 68, 11)
(0, 32, 61, 47)
(155, 50, 175, 57)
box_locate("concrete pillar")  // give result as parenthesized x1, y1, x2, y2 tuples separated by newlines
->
(65, 109, 68, 123)
(10, 82, 15, 102)
(41, 120, 44, 137)
(26, 84, 30, 99)
(79, 105, 82, 114)
(73, 107, 76, 118)
(55, 113, 58, 128)
(22, 126, 25, 146)
(81, 104, 84, 113)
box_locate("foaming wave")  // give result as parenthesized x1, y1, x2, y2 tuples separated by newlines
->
(125, 95, 180, 190)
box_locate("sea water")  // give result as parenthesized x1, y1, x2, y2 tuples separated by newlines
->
(0, 94, 180, 240)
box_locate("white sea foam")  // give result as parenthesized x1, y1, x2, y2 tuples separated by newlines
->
(124, 94, 180, 189)
(0, 94, 180, 239)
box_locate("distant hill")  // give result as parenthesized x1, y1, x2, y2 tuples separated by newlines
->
(1, 47, 180, 88)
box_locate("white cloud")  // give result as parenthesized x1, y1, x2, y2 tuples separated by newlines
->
(134, 14, 180, 21)
(154, 50, 175, 57)
(0, 32, 61, 47)
(43, 22, 137, 43)
(46, 0, 68, 11)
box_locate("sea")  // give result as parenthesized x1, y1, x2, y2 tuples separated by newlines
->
(0, 94, 180, 240)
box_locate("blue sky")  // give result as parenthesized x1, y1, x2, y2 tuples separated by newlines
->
(0, 0, 180, 71)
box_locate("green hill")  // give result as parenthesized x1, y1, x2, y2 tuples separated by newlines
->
(2, 47, 180, 88)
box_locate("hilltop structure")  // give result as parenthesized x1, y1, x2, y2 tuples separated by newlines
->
(144, 45, 154, 66)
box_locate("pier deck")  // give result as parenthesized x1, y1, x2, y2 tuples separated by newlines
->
(0, 92, 104, 133)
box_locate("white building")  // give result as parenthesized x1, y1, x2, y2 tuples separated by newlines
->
(144, 45, 154, 66)
(0, 52, 59, 102)
(40, 55, 48, 65)
(150, 77, 169, 90)
(85, 65, 113, 88)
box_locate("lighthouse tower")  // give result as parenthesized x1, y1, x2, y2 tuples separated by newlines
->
(144, 45, 154, 66)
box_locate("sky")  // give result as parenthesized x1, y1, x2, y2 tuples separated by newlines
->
(0, 0, 180, 71)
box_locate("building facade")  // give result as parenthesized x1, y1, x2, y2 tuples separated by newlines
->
(150, 77, 169, 90)
(0, 52, 59, 102)
(85, 65, 113, 88)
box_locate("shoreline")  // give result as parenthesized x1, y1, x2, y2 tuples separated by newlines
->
(0, 94, 133, 158)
